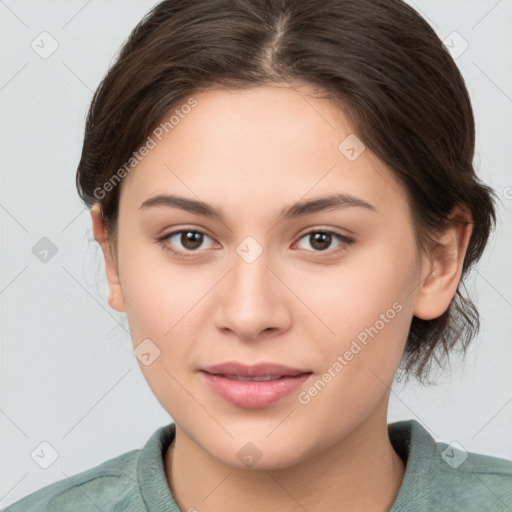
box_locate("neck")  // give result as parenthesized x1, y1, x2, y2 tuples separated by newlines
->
(165, 401, 405, 512)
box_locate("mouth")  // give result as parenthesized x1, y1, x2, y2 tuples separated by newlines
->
(214, 374, 291, 381)
(202, 361, 310, 378)
(200, 362, 313, 409)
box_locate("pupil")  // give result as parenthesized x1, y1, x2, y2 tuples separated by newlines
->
(311, 232, 331, 251)
(182, 231, 202, 250)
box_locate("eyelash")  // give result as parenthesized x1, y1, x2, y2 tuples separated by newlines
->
(157, 228, 354, 260)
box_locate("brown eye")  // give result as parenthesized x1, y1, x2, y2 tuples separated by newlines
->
(178, 231, 204, 250)
(296, 230, 354, 253)
(159, 229, 215, 258)
(309, 232, 332, 251)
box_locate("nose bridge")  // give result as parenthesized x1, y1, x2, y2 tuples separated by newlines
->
(216, 239, 288, 338)
(230, 243, 274, 312)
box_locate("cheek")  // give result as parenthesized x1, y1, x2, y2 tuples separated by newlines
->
(118, 235, 207, 339)
(301, 233, 416, 394)
(117, 243, 211, 416)
(309, 239, 414, 345)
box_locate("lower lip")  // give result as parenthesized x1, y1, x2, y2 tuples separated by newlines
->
(201, 371, 312, 409)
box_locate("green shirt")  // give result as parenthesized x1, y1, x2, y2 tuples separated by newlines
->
(3, 419, 512, 511)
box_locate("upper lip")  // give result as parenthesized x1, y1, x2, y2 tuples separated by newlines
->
(201, 362, 311, 377)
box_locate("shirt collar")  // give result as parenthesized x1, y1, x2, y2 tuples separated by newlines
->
(137, 419, 436, 511)
(388, 418, 436, 510)
(137, 422, 181, 512)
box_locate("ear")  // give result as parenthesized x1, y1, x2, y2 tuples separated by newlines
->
(413, 205, 473, 321)
(91, 204, 126, 313)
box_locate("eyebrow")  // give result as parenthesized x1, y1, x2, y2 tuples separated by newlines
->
(139, 193, 377, 220)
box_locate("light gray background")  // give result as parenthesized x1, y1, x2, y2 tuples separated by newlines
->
(1, 0, 511, 508)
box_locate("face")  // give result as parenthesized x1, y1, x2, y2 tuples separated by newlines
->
(98, 84, 432, 469)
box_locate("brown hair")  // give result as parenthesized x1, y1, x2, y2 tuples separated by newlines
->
(76, 0, 497, 384)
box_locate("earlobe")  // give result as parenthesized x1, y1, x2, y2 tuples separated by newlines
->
(90, 204, 126, 313)
(413, 206, 473, 321)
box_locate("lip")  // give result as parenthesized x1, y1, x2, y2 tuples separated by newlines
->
(200, 362, 312, 409)
(202, 362, 310, 378)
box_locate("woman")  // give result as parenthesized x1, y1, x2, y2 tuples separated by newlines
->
(5, 0, 511, 510)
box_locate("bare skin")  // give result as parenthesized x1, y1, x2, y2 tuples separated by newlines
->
(91, 82, 472, 512)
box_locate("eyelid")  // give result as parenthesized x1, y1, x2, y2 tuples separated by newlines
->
(292, 229, 354, 253)
(157, 227, 217, 259)
(157, 226, 354, 259)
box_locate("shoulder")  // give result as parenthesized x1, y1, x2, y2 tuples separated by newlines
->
(2, 449, 142, 512)
(430, 441, 512, 510)
(389, 419, 512, 512)
(2, 423, 178, 512)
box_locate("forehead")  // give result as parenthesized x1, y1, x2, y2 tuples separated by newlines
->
(119, 85, 411, 220)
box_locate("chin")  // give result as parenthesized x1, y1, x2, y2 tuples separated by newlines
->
(205, 435, 312, 472)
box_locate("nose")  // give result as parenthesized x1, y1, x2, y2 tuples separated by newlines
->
(214, 247, 292, 342)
